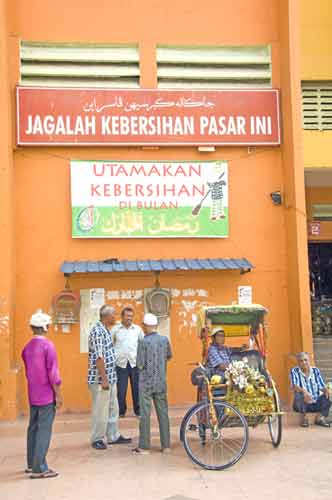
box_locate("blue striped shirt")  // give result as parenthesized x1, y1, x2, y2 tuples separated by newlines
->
(207, 344, 232, 371)
(290, 366, 325, 402)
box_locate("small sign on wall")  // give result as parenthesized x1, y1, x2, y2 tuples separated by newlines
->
(308, 221, 321, 236)
(238, 286, 253, 305)
(89, 288, 105, 309)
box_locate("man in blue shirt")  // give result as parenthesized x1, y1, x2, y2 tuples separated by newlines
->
(207, 327, 232, 378)
(290, 351, 331, 427)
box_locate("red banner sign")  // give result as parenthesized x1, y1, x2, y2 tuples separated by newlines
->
(16, 87, 281, 146)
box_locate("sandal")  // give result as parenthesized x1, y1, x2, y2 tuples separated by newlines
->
(30, 469, 59, 479)
(132, 447, 150, 455)
(300, 417, 309, 427)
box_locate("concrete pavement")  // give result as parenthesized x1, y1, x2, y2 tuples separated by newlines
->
(1, 408, 332, 500)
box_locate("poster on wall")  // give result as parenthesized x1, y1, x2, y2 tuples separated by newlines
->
(238, 286, 253, 305)
(89, 288, 105, 309)
(80, 289, 99, 353)
(70, 160, 229, 238)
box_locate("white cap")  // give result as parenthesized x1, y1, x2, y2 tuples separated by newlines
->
(143, 313, 158, 326)
(30, 310, 52, 331)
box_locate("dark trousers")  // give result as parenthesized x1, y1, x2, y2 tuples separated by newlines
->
(27, 403, 56, 473)
(293, 393, 331, 418)
(116, 363, 139, 416)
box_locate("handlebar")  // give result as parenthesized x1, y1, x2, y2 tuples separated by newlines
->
(188, 362, 228, 388)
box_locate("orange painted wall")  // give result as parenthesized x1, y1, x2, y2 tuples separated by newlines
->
(300, 0, 332, 80)
(0, 0, 311, 417)
(300, 1, 332, 168)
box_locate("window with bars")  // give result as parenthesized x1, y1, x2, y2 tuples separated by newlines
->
(20, 41, 140, 88)
(312, 204, 332, 221)
(156, 45, 272, 89)
(302, 82, 332, 130)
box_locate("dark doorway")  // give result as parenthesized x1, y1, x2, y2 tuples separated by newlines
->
(309, 242, 332, 299)
(309, 242, 332, 336)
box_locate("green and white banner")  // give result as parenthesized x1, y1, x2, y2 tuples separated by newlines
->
(71, 160, 228, 238)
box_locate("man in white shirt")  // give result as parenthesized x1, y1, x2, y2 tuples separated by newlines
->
(111, 306, 144, 417)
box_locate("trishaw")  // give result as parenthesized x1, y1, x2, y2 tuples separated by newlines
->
(180, 304, 282, 470)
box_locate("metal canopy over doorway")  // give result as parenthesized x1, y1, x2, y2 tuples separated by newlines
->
(60, 258, 254, 276)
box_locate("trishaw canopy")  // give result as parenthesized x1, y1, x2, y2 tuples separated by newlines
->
(198, 304, 267, 330)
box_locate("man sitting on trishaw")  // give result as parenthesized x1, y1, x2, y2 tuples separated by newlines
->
(206, 326, 233, 379)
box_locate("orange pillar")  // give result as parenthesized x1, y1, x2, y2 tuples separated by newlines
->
(0, 0, 19, 420)
(279, 0, 312, 355)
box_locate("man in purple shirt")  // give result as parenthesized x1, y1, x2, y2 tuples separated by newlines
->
(22, 310, 63, 479)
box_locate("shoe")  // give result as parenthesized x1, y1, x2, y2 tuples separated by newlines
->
(162, 448, 171, 454)
(132, 447, 150, 455)
(300, 416, 309, 428)
(92, 440, 107, 450)
(134, 412, 140, 417)
(24, 468, 32, 474)
(315, 417, 330, 428)
(30, 469, 58, 479)
(119, 414, 125, 418)
(109, 435, 132, 445)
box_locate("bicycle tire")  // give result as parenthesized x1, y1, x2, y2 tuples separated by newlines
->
(268, 389, 282, 447)
(181, 400, 249, 471)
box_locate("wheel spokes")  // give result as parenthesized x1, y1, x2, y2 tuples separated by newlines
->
(183, 402, 248, 469)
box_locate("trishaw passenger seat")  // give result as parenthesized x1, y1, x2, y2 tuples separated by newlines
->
(230, 349, 268, 379)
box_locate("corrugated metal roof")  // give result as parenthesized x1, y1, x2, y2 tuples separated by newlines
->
(60, 258, 253, 275)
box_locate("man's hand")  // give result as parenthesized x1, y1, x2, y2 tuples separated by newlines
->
(303, 391, 314, 404)
(53, 384, 63, 410)
(101, 378, 110, 391)
(96, 357, 109, 390)
(323, 388, 330, 400)
(55, 394, 63, 409)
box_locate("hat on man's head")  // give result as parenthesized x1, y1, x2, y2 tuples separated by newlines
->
(30, 310, 52, 331)
(208, 326, 225, 337)
(143, 313, 158, 326)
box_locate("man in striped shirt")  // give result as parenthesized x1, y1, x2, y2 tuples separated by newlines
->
(207, 327, 232, 377)
(88, 305, 132, 449)
(290, 351, 331, 427)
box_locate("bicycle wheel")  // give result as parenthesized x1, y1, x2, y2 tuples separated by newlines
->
(268, 389, 282, 447)
(181, 400, 249, 471)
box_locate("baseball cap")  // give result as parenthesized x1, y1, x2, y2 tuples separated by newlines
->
(208, 326, 225, 337)
(30, 310, 52, 331)
(143, 313, 158, 326)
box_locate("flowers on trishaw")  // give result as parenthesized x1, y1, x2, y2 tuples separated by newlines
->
(210, 357, 275, 416)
